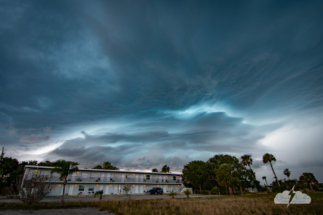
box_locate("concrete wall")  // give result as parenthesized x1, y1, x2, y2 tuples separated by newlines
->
(25, 167, 183, 197)
(46, 183, 182, 196)
(48, 184, 62, 196)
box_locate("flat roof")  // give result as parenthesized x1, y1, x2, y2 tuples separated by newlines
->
(25, 165, 182, 175)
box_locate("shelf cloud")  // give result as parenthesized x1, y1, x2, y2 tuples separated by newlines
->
(1, 0, 323, 182)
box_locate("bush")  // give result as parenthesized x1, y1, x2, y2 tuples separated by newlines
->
(167, 190, 178, 199)
(256, 185, 268, 192)
(183, 189, 191, 198)
(16, 174, 53, 204)
(211, 186, 220, 195)
(1, 187, 13, 196)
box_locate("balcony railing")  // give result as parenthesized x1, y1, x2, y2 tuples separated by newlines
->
(45, 176, 182, 183)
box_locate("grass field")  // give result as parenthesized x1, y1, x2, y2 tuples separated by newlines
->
(0, 192, 322, 215)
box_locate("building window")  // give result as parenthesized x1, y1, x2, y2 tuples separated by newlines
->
(173, 176, 176, 180)
(89, 185, 94, 191)
(146, 175, 150, 180)
(79, 185, 84, 191)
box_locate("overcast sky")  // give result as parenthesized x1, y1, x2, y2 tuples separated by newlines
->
(1, 0, 323, 183)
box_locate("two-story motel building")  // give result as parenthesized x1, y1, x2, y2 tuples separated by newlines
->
(23, 165, 184, 196)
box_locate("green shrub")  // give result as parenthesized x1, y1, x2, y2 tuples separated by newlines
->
(183, 189, 191, 198)
(211, 186, 220, 195)
(167, 190, 178, 199)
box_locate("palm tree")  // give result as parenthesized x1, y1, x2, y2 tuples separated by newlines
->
(94, 190, 104, 201)
(50, 160, 79, 203)
(299, 172, 318, 191)
(152, 168, 158, 172)
(161, 165, 170, 173)
(283, 168, 291, 180)
(262, 153, 280, 186)
(241, 154, 255, 178)
(262, 176, 268, 186)
(241, 154, 253, 171)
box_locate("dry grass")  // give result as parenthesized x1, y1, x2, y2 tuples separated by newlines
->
(1, 193, 322, 215)
(97, 195, 323, 215)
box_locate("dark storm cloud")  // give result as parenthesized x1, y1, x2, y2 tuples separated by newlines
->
(20, 134, 50, 143)
(48, 143, 191, 171)
(297, 159, 323, 168)
(251, 160, 266, 169)
(1, 0, 323, 132)
(1, 0, 323, 177)
(46, 111, 281, 171)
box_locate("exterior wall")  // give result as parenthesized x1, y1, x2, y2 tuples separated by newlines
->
(67, 185, 73, 195)
(145, 185, 153, 192)
(49, 184, 62, 196)
(139, 185, 143, 193)
(24, 166, 183, 197)
(45, 183, 182, 196)
(48, 184, 110, 196)
(111, 184, 119, 194)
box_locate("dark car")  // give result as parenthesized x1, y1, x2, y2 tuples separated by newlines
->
(148, 187, 163, 195)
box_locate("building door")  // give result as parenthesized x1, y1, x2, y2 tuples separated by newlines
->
(68, 185, 74, 195)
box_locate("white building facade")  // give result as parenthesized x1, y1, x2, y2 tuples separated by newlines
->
(23, 165, 184, 197)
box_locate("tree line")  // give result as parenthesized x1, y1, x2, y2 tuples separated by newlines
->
(182, 153, 321, 195)
(0, 149, 321, 201)
(151, 165, 170, 173)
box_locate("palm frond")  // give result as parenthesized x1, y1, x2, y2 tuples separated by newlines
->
(94, 190, 104, 197)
